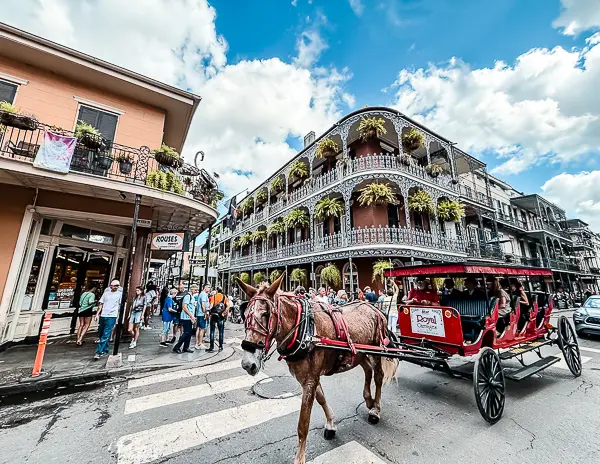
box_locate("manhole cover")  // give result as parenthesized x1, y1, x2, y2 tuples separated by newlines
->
(252, 375, 301, 399)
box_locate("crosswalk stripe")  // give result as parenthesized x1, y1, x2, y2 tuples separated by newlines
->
(308, 441, 387, 464)
(578, 346, 600, 354)
(127, 359, 243, 389)
(553, 353, 592, 370)
(125, 372, 269, 415)
(116, 397, 301, 464)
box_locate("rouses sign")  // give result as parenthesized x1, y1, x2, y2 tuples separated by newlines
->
(151, 232, 185, 251)
(409, 307, 445, 338)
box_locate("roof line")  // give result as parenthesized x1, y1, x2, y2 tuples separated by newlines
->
(0, 22, 201, 104)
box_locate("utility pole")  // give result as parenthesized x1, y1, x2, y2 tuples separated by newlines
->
(113, 194, 142, 356)
(204, 223, 213, 287)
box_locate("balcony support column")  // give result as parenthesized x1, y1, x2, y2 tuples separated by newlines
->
(343, 191, 352, 247)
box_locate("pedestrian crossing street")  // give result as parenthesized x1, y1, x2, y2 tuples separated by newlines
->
(115, 349, 387, 464)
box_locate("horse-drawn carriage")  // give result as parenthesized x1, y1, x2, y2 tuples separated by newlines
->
(236, 263, 582, 463)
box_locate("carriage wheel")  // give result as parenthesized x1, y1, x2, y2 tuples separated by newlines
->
(473, 347, 505, 424)
(557, 315, 582, 377)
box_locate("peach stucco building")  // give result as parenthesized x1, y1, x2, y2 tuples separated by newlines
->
(0, 23, 218, 346)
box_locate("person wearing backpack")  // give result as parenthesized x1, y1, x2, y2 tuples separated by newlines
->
(207, 286, 229, 352)
(195, 284, 211, 350)
(171, 283, 187, 344)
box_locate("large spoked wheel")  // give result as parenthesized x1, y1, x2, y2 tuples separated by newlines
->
(473, 347, 505, 424)
(557, 315, 582, 377)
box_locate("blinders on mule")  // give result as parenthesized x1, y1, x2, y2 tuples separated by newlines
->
(241, 295, 274, 354)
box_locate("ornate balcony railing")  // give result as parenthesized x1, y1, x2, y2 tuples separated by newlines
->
(226, 226, 468, 267)
(0, 120, 216, 207)
(459, 184, 492, 207)
(495, 211, 529, 230)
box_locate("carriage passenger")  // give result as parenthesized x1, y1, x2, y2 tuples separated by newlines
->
(442, 278, 462, 298)
(510, 278, 530, 327)
(462, 276, 486, 300)
(405, 277, 439, 306)
(487, 277, 511, 337)
(336, 290, 349, 305)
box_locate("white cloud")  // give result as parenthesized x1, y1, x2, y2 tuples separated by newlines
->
(389, 39, 600, 175)
(2, 0, 354, 198)
(553, 0, 600, 36)
(542, 171, 600, 230)
(293, 13, 329, 69)
(348, 0, 364, 16)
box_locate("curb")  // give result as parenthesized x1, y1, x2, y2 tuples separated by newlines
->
(0, 347, 237, 399)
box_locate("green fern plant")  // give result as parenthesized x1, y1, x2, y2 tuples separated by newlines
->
(151, 143, 180, 159)
(255, 189, 268, 205)
(75, 120, 102, 138)
(238, 232, 252, 247)
(372, 260, 391, 284)
(315, 138, 339, 158)
(425, 163, 445, 177)
(232, 238, 240, 249)
(314, 197, 344, 220)
(268, 220, 286, 236)
(438, 200, 465, 222)
(358, 117, 387, 142)
(357, 183, 397, 206)
(289, 160, 309, 181)
(408, 190, 435, 215)
(321, 263, 341, 287)
(0, 101, 17, 113)
(402, 128, 424, 153)
(284, 209, 309, 229)
(290, 268, 307, 286)
(251, 229, 267, 242)
(240, 272, 250, 284)
(239, 197, 255, 215)
(270, 176, 284, 193)
(253, 271, 266, 286)
(270, 269, 282, 282)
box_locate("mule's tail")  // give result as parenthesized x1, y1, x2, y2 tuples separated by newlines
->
(381, 357, 399, 385)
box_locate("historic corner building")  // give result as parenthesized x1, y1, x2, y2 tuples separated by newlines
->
(0, 24, 217, 347)
(213, 106, 600, 297)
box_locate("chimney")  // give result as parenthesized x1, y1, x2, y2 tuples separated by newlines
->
(304, 131, 316, 148)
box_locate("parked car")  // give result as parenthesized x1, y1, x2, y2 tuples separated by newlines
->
(573, 296, 600, 337)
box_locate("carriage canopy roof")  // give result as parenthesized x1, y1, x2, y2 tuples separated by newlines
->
(385, 263, 553, 278)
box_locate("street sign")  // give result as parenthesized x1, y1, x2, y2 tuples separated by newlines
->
(136, 218, 152, 228)
(189, 258, 205, 265)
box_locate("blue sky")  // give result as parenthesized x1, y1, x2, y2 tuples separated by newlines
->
(4, 0, 600, 228)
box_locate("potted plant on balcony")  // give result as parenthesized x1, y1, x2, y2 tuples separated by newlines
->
(372, 260, 391, 284)
(239, 197, 255, 216)
(290, 268, 307, 286)
(437, 199, 465, 222)
(315, 138, 339, 158)
(270, 269, 282, 282)
(239, 232, 252, 248)
(425, 163, 444, 178)
(0, 101, 38, 131)
(315, 197, 344, 220)
(152, 143, 182, 169)
(146, 170, 184, 194)
(94, 150, 114, 171)
(321, 263, 341, 288)
(255, 188, 268, 207)
(284, 209, 309, 229)
(408, 190, 435, 215)
(357, 183, 397, 206)
(253, 271, 266, 286)
(116, 152, 134, 174)
(289, 160, 309, 182)
(399, 153, 413, 166)
(401, 128, 424, 153)
(240, 272, 250, 284)
(208, 189, 224, 208)
(268, 219, 286, 236)
(251, 229, 267, 243)
(270, 176, 284, 194)
(358, 117, 387, 141)
(232, 238, 240, 249)
(75, 120, 105, 150)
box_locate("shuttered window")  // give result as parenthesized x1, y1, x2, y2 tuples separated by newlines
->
(0, 80, 18, 104)
(77, 105, 118, 142)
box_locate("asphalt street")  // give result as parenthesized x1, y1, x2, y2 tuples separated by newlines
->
(1, 313, 599, 464)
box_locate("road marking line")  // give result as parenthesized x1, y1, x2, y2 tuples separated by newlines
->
(127, 355, 136, 362)
(553, 353, 592, 370)
(124, 372, 268, 415)
(308, 441, 387, 463)
(578, 346, 600, 354)
(116, 397, 301, 464)
(127, 360, 243, 389)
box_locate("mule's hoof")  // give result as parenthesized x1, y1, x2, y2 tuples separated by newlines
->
(324, 428, 336, 440)
(368, 414, 380, 424)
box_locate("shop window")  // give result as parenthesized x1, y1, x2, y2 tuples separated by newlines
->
(61, 224, 89, 241)
(89, 230, 114, 245)
(77, 105, 118, 142)
(0, 80, 17, 104)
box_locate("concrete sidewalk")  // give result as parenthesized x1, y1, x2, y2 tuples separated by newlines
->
(0, 320, 245, 397)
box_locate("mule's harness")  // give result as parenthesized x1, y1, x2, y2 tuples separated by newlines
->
(242, 294, 390, 369)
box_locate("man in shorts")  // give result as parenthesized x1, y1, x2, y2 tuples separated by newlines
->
(195, 284, 211, 349)
(171, 283, 186, 343)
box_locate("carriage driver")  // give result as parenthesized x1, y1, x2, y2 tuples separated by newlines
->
(405, 277, 440, 306)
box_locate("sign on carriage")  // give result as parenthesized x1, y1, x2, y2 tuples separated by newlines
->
(409, 307, 445, 337)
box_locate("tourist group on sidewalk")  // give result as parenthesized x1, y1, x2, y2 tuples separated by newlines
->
(73, 279, 230, 361)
